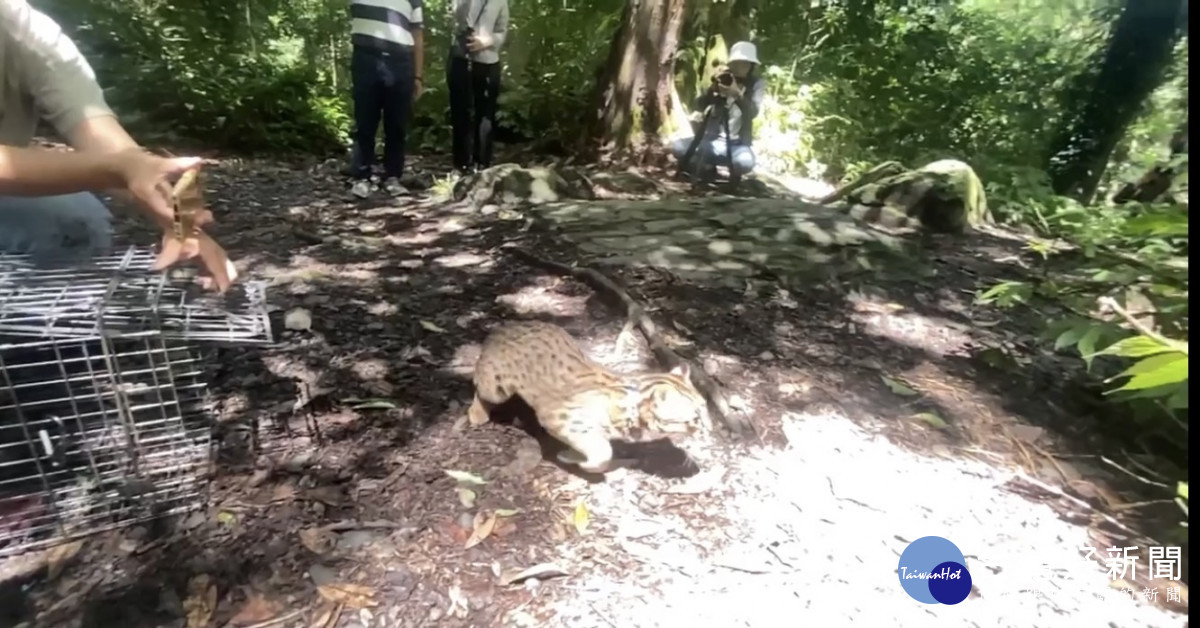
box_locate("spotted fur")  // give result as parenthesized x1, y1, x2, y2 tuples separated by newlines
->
(468, 321, 708, 473)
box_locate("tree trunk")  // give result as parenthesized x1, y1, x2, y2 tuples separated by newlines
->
(588, 0, 689, 158)
(1046, 0, 1186, 203)
(1112, 114, 1188, 205)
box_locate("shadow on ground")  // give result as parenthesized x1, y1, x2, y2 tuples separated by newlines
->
(3, 154, 1187, 627)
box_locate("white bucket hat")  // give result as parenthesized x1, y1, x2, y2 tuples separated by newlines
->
(729, 41, 759, 65)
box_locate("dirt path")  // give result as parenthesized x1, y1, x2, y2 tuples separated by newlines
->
(5, 155, 1188, 627)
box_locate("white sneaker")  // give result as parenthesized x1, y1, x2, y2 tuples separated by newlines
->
(381, 177, 409, 196)
(350, 179, 374, 199)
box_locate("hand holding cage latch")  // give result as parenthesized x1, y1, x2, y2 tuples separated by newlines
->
(152, 167, 238, 293)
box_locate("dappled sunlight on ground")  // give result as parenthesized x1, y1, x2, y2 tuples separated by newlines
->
(5, 156, 1183, 627)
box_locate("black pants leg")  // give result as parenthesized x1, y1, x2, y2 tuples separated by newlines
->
(350, 47, 384, 180)
(379, 50, 414, 180)
(471, 61, 501, 169)
(447, 56, 474, 171)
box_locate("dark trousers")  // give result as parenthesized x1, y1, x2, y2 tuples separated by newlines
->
(446, 55, 501, 171)
(351, 45, 414, 180)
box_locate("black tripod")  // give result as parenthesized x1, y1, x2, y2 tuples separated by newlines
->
(676, 93, 741, 189)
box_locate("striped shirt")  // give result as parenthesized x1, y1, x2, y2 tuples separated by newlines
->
(350, 0, 424, 53)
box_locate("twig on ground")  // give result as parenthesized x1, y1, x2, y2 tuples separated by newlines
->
(322, 520, 405, 532)
(1005, 474, 1159, 547)
(509, 247, 755, 438)
(238, 607, 307, 628)
(1099, 456, 1173, 490)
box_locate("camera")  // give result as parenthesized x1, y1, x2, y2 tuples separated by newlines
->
(454, 26, 475, 57)
(710, 65, 735, 95)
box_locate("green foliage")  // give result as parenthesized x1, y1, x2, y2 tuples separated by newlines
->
(44, 0, 350, 153)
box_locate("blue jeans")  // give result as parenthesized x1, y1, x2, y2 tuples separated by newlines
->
(351, 45, 415, 180)
(671, 136, 756, 175)
(0, 192, 113, 264)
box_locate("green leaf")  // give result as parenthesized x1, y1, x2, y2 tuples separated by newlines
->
(912, 412, 947, 429)
(1178, 482, 1189, 501)
(1166, 384, 1189, 409)
(1053, 323, 1087, 351)
(1078, 326, 1103, 371)
(881, 376, 920, 397)
(1108, 353, 1188, 392)
(1091, 335, 1175, 359)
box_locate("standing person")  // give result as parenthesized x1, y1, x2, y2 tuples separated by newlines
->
(348, 0, 427, 199)
(0, 0, 231, 288)
(671, 41, 766, 183)
(446, 0, 510, 175)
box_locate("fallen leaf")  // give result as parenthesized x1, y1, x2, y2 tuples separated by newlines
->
(420, 320, 448, 333)
(912, 412, 948, 429)
(309, 603, 338, 628)
(445, 469, 489, 486)
(183, 574, 218, 628)
(465, 511, 497, 549)
(317, 582, 378, 609)
(881, 376, 920, 397)
(217, 511, 237, 525)
(457, 488, 477, 508)
(494, 508, 522, 517)
(299, 526, 339, 555)
(350, 398, 398, 410)
(228, 591, 279, 625)
(284, 308, 313, 331)
(572, 501, 590, 535)
(499, 562, 570, 586)
(492, 518, 518, 537)
(271, 482, 297, 503)
(44, 540, 83, 581)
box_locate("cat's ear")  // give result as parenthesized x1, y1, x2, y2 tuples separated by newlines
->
(669, 363, 691, 379)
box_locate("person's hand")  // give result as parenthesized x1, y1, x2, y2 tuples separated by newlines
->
(109, 149, 236, 291)
(414, 77, 424, 100)
(110, 148, 206, 229)
(467, 32, 493, 52)
(718, 81, 744, 99)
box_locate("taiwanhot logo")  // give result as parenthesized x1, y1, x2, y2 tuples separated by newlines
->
(897, 536, 973, 605)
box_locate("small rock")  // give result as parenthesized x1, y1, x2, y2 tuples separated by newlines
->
(337, 530, 375, 551)
(284, 308, 313, 331)
(308, 563, 338, 586)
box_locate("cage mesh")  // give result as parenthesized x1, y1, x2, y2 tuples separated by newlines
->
(0, 246, 271, 557)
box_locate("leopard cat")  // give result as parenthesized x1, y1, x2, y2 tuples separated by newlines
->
(468, 321, 709, 473)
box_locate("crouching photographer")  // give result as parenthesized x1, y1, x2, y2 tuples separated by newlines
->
(672, 41, 766, 183)
(447, 0, 510, 174)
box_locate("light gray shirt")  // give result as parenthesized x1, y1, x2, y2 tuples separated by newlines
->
(0, 0, 115, 146)
(450, 0, 509, 65)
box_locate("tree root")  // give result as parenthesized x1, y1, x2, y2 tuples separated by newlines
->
(509, 247, 755, 439)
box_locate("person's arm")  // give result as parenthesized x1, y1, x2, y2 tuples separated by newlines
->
(0, 0, 131, 153)
(737, 76, 766, 121)
(0, 145, 121, 196)
(491, 1, 509, 50)
(412, 1, 425, 86)
(695, 88, 717, 111)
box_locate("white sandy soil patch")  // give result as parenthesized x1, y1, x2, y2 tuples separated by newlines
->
(529, 411, 1187, 628)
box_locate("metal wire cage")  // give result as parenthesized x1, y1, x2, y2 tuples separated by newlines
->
(0, 246, 272, 557)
